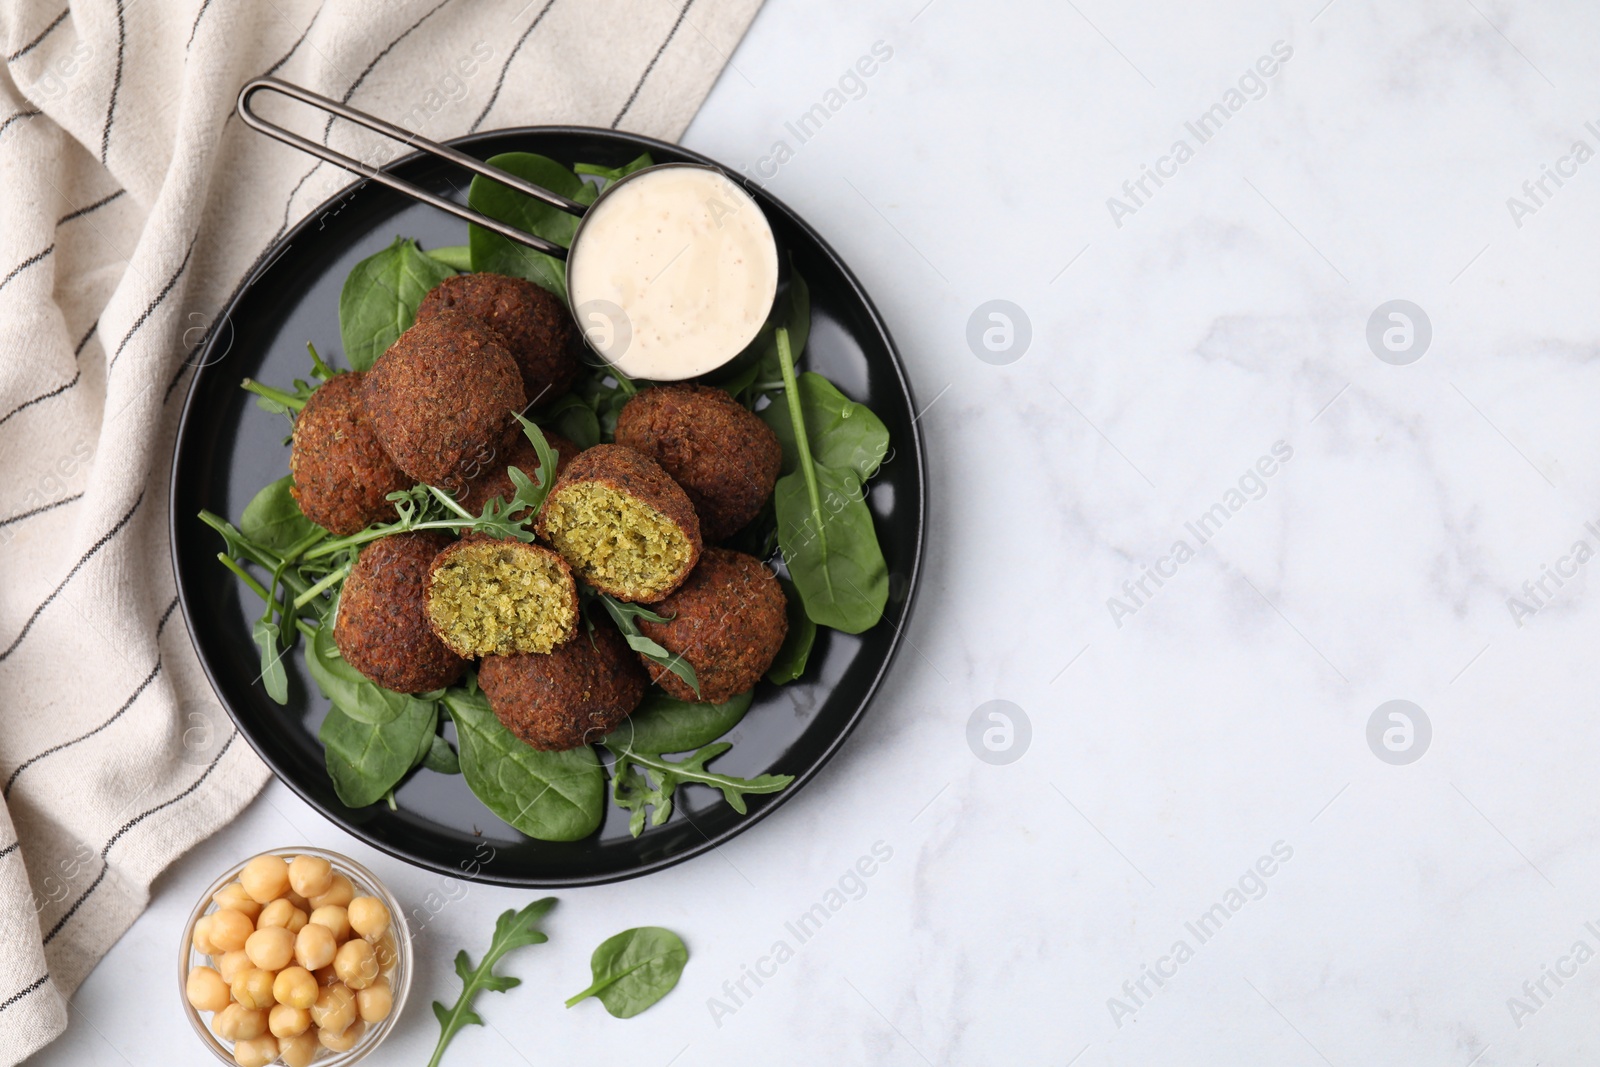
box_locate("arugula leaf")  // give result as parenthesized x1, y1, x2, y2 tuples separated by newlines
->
(572, 153, 655, 185)
(319, 699, 438, 808)
(339, 237, 456, 371)
(252, 616, 289, 704)
(761, 371, 890, 481)
(603, 741, 793, 838)
(443, 689, 605, 842)
(596, 593, 700, 698)
(738, 267, 811, 401)
(467, 153, 589, 301)
(427, 899, 557, 1067)
(765, 575, 816, 684)
(240, 475, 320, 553)
(565, 927, 688, 1018)
(769, 329, 889, 633)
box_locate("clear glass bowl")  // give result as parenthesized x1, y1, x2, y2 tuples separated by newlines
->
(178, 847, 411, 1066)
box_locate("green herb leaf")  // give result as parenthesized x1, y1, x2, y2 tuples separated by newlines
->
(443, 689, 605, 841)
(572, 153, 655, 185)
(240, 475, 319, 553)
(598, 689, 753, 754)
(603, 740, 793, 837)
(252, 617, 289, 704)
(318, 698, 438, 808)
(424, 244, 473, 271)
(305, 620, 436, 725)
(467, 153, 589, 301)
(543, 393, 601, 450)
(740, 267, 811, 401)
(339, 236, 456, 371)
(765, 575, 816, 684)
(564, 926, 688, 1018)
(421, 733, 461, 775)
(427, 899, 557, 1067)
(596, 593, 699, 697)
(761, 371, 890, 481)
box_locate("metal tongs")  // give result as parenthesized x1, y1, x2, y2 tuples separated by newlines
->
(236, 77, 585, 257)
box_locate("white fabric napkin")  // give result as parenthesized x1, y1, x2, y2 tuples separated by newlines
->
(0, 1, 760, 1060)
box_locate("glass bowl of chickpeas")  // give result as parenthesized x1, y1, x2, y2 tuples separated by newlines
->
(179, 848, 411, 1066)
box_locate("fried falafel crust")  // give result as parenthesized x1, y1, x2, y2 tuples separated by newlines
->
(415, 273, 579, 405)
(614, 384, 782, 541)
(334, 531, 468, 693)
(456, 430, 578, 517)
(637, 548, 788, 703)
(479, 625, 648, 750)
(361, 309, 526, 493)
(289, 371, 411, 535)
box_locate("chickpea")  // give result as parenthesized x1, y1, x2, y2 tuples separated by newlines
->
(288, 855, 334, 899)
(295, 923, 337, 970)
(273, 966, 319, 1010)
(185, 966, 230, 1013)
(212, 1004, 267, 1041)
(370, 931, 399, 973)
(192, 915, 219, 956)
(285, 889, 312, 912)
(347, 896, 390, 940)
(232, 1034, 279, 1067)
(239, 854, 291, 903)
(256, 898, 308, 934)
(269, 1002, 312, 1038)
(308, 873, 354, 910)
(313, 965, 339, 987)
(278, 1031, 320, 1067)
(319, 1020, 366, 1052)
(216, 949, 251, 984)
(211, 882, 262, 921)
(310, 982, 356, 1034)
(356, 978, 393, 1023)
(231, 967, 277, 1011)
(208, 908, 254, 953)
(334, 938, 379, 990)
(308, 904, 351, 944)
(245, 926, 295, 971)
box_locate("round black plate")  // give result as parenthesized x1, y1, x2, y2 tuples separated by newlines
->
(170, 128, 924, 887)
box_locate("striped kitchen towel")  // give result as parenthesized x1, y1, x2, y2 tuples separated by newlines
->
(0, 1, 761, 1061)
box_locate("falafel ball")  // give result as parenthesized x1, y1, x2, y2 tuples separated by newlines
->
(415, 273, 579, 405)
(479, 625, 648, 750)
(456, 429, 578, 517)
(334, 531, 468, 693)
(614, 384, 782, 541)
(536, 444, 702, 603)
(288, 371, 411, 536)
(361, 309, 526, 493)
(425, 537, 579, 657)
(636, 548, 787, 703)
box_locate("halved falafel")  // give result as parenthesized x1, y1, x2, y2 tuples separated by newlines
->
(415, 273, 579, 405)
(334, 531, 467, 693)
(536, 444, 702, 603)
(288, 371, 411, 535)
(425, 537, 578, 657)
(479, 625, 648, 750)
(456, 429, 577, 517)
(637, 548, 787, 703)
(361, 309, 526, 493)
(614, 384, 782, 541)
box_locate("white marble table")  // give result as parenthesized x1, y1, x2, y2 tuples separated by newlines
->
(38, 1, 1600, 1063)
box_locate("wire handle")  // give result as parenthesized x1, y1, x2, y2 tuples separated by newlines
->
(236, 77, 586, 258)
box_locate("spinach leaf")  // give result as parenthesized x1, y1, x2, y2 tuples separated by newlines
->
(543, 393, 601, 450)
(765, 575, 816, 684)
(428, 899, 556, 1067)
(768, 330, 888, 634)
(339, 237, 456, 371)
(424, 244, 473, 271)
(761, 371, 890, 481)
(422, 734, 461, 775)
(573, 153, 655, 185)
(467, 153, 589, 301)
(240, 476, 319, 553)
(564, 927, 688, 1018)
(305, 620, 437, 726)
(443, 689, 605, 842)
(319, 699, 438, 808)
(603, 741, 793, 838)
(598, 689, 753, 754)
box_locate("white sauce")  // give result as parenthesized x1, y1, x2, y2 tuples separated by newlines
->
(567, 165, 778, 381)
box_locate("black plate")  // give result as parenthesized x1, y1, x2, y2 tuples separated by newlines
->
(170, 128, 924, 887)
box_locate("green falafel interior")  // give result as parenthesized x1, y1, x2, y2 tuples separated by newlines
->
(202, 162, 892, 841)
